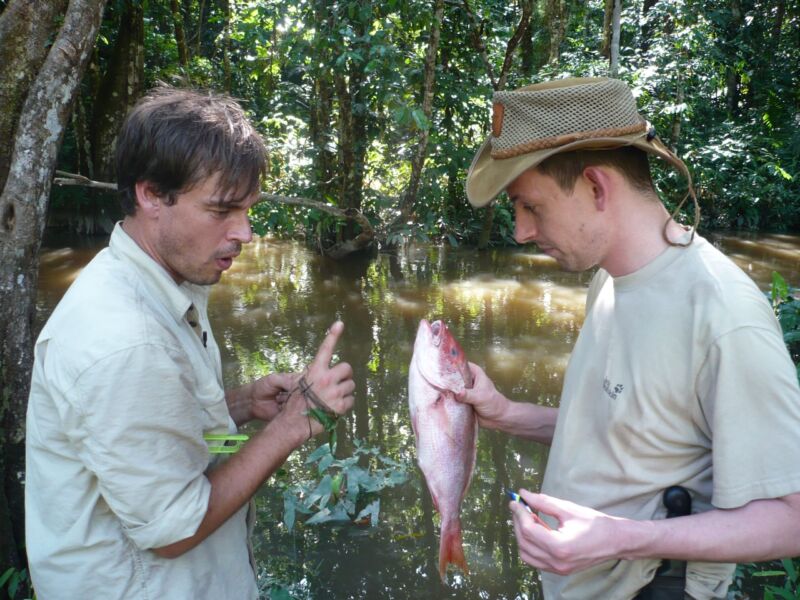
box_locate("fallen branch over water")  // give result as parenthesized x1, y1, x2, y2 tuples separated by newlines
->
(52, 171, 375, 258)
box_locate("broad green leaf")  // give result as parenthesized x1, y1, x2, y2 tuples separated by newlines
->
(772, 272, 789, 305)
(306, 507, 333, 525)
(283, 492, 296, 532)
(355, 499, 381, 527)
(318, 452, 335, 475)
(306, 443, 332, 464)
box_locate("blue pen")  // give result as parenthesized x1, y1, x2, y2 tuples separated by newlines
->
(506, 489, 533, 512)
(505, 489, 553, 530)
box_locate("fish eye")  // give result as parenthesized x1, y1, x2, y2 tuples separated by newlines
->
(450, 348, 458, 356)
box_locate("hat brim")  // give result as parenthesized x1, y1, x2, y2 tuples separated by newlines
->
(465, 131, 691, 208)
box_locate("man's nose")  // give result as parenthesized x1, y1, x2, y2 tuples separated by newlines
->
(513, 211, 537, 244)
(229, 211, 253, 244)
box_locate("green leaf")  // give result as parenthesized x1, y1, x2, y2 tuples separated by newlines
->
(308, 408, 337, 433)
(283, 492, 297, 532)
(764, 587, 797, 600)
(772, 272, 789, 305)
(331, 473, 344, 498)
(0, 568, 14, 588)
(355, 499, 381, 527)
(781, 558, 798, 583)
(306, 507, 333, 525)
(308, 475, 334, 508)
(318, 452, 335, 475)
(306, 443, 332, 464)
(411, 108, 430, 131)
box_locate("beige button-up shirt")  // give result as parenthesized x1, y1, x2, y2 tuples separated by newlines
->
(26, 223, 257, 599)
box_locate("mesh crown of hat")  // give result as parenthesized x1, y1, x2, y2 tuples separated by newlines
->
(491, 79, 646, 158)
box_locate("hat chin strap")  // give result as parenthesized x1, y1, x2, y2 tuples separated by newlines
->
(662, 183, 700, 248)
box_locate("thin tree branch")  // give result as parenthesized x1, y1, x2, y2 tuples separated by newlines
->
(54, 170, 117, 191)
(51, 171, 374, 238)
(462, 0, 498, 89)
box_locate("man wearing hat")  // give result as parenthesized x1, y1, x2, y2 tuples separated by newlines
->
(458, 77, 800, 599)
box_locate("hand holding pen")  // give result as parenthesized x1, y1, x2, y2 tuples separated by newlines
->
(506, 489, 553, 530)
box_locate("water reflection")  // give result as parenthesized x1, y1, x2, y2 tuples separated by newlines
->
(34, 232, 800, 600)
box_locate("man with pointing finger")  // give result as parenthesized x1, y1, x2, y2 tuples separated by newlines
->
(25, 87, 356, 599)
(458, 77, 800, 599)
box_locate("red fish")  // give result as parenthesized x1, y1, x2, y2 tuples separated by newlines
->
(408, 319, 476, 582)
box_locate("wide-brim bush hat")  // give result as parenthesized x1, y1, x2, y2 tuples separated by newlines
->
(465, 77, 692, 207)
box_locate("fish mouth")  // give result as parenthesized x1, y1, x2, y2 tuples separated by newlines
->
(430, 320, 443, 347)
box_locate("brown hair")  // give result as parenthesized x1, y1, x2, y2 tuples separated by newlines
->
(115, 86, 267, 215)
(535, 146, 658, 199)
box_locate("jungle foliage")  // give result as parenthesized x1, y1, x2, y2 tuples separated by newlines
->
(51, 0, 800, 249)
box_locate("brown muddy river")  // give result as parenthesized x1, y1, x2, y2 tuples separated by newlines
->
(35, 232, 800, 599)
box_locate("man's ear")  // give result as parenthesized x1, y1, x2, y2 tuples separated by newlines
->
(581, 166, 613, 212)
(134, 181, 163, 218)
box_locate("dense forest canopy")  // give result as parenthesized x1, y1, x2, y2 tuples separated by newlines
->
(50, 0, 800, 249)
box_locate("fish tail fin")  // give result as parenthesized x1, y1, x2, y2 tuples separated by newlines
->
(438, 518, 469, 582)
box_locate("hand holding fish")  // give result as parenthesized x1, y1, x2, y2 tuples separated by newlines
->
(276, 321, 356, 442)
(454, 361, 512, 427)
(456, 363, 558, 443)
(510, 489, 625, 576)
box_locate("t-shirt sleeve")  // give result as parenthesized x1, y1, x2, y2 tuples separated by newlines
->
(64, 343, 214, 549)
(697, 325, 800, 509)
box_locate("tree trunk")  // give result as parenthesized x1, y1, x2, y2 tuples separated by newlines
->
(601, 0, 613, 58)
(670, 76, 684, 150)
(0, 0, 69, 194)
(397, 0, 445, 221)
(309, 0, 337, 204)
(171, 0, 189, 67)
(520, 10, 536, 77)
(328, 0, 371, 255)
(222, 0, 232, 91)
(609, 0, 621, 76)
(0, 0, 106, 594)
(770, 0, 786, 46)
(187, 0, 207, 57)
(725, 0, 743, 116)
(0, 0, 68, 588)
(748, 0, 786, 109)
(546, 0, 564, 64)
(90, 0, 145, 183)
(463, 0, 533, 249)
(639, 0, 658, 52)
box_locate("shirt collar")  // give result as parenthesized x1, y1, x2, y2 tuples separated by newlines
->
(109, 222, 198, 323)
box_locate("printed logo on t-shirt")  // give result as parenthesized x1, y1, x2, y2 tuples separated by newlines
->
(603, 377, 624, 400)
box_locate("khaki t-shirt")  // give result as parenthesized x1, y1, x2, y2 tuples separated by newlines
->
(541, 235, 800, 600)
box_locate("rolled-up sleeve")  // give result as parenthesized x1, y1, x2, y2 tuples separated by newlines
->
(64, 343, 214, 549)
